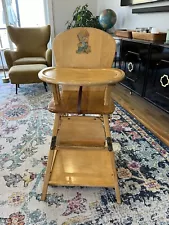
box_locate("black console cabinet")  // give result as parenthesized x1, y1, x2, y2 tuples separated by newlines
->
(115, 37, 169, 113)
(119, 39, 150, 96)
(145, 44, 169, 113)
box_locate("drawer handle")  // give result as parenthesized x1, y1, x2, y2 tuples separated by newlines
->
(128, 62, 134, 72)
(160, 74, 169, 87)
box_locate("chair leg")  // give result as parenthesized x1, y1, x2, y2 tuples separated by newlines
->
(43, 82, 48, 92)
(16, 84, 18, 94)
(41, 148, 55, 201)
(41, 114, 60, 201)
(18, 84, 20, 88)
(110, 152, 121, 204)
(103, 115, 121, 204)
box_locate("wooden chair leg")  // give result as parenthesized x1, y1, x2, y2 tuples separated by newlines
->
(110, 152, 121, 204)
(103, 115, 121, 204)
(41, 114, 60, 201)
(41, 149, 55, 201)
(43, 82, 48, 92)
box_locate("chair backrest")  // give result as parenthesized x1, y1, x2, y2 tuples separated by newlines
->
(7, 25, 50, 58)
(53, 27, 116, 68)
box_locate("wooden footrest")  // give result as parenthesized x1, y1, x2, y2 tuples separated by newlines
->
(49, 148, 115, 187)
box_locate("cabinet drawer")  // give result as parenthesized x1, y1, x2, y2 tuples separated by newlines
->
(145, 57, 169, 113)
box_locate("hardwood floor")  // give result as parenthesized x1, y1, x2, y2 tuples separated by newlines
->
(112, 84, 169, 147)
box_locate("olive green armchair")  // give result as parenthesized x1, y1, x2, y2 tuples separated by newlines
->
(4, 25, 52, 93)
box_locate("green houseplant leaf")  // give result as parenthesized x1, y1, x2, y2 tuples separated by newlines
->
(66, 4, 105, 30)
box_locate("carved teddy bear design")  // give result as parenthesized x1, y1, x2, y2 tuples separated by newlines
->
(76, 30, 91, 54)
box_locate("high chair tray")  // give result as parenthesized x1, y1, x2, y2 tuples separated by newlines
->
(38, 67, 125, 85)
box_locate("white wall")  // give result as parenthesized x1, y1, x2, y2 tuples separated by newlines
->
(97, 0, 169, 32)
(51, 0, 98, 35)
(49, 0, 169, 36)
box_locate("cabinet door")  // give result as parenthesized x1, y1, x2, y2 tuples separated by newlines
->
(145, 46, 169, 113)
(120, 40, 150, 96)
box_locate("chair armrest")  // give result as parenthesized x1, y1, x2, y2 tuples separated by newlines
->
(4, 50, 19, 69)
(45, 49, 52, 66)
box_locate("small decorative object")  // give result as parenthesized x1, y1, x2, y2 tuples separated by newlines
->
(151, 27, 159, 34)
(128, 62, 134, 72)
(76, 30, 91, 54)
(160, 74, 169, 87)
(66, 4, 103, 30)
(165, 29, 169, 44)
(99, 9, 117, 30)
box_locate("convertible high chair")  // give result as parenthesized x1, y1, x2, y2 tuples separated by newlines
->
(38, 28, 125, 203)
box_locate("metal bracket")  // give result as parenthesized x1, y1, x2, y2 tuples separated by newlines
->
(107, 137, 113, 151)
(50, 136, 57, 150)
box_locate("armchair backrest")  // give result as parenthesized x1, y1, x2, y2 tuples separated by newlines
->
(53, 27, 116, 68)
(7, 25, 50, 58)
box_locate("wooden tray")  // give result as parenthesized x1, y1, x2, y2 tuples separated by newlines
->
(38, 67, 125, 85)
(115, 30, 133, 38)
(132, 32, 167, 41)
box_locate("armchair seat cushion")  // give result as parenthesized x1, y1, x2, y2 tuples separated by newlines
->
(9, 64, 47, 84)
(13, 57, 47, 65)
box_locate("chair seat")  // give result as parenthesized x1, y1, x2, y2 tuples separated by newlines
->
(14, 57, 47, 65)
(9, 64, 47, 84)
(48, 88, 115, 114)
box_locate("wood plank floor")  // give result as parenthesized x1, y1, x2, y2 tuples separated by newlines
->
(112, 84, 169, 147)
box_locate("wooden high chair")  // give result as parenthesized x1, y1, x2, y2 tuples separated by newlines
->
(38, 28, 125, 204)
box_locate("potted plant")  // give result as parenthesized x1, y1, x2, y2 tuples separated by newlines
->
(66, 4, 105, 31)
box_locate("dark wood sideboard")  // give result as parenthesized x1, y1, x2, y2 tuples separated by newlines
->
(113, 36, 169, 114)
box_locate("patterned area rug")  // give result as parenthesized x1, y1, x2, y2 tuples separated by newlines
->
(0, 81, 169, 225)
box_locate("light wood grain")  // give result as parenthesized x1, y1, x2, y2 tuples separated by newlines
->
(53, 27, 116, 69)
(103, 114, 121, 204)
(51, 84, 60, 105)
(112, 84, 169, 147)
(110, 152, 121, 204)
(132, 32, 166, 41)
(104, 86, 113, 106)
(40, 28, 123, 203)
(103, 115, 111, 137)
(115, 30, 133, 38)
(48, 88, 115, 114)
(38, 67, 125, 86)
(49, 148, 115, 187)
(56, 116, 105, 147)
(41, 114, 61, 201)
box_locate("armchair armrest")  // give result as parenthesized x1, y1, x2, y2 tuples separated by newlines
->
(45, 49, 52, 66)
(4, 50, 19, 69)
